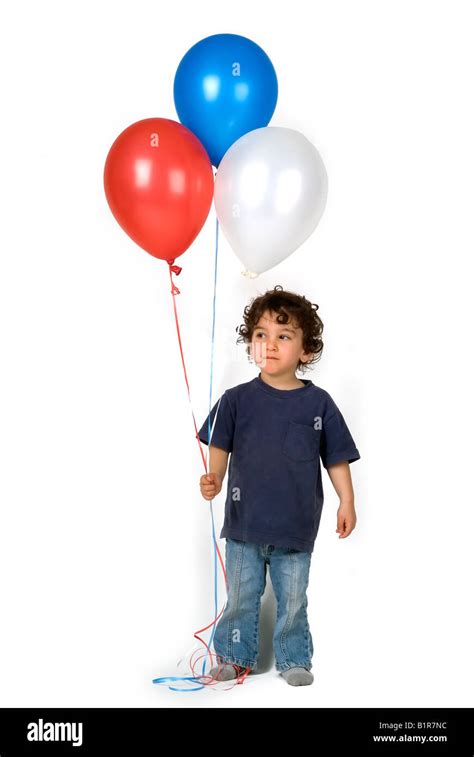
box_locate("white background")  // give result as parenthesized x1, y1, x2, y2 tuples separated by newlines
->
(0, 0, 473, 709)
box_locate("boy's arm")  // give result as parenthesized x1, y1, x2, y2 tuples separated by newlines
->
(210, 444, 230, 481)
(199, 445, 230, 501)
(326, 461, 357, 539)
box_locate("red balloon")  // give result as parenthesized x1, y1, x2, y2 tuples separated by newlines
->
(104, 118, 214, 262)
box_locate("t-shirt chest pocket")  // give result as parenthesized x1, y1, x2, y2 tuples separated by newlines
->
(282, 420, 320, 462)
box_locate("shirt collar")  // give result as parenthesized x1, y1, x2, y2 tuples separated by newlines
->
(253, 373, 313, 398)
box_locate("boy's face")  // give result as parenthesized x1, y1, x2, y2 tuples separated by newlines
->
(250, 309, 313, 375)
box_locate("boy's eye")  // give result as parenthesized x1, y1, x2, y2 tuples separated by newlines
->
(255, 332, 290, 340)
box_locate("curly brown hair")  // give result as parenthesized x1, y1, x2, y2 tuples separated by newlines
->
(236, 285, 324, 374)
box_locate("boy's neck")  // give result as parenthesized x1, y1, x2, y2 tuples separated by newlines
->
(258, 371, 305, 390)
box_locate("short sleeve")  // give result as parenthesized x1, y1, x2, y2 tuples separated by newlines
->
(320, 405, 361, 469)
(197, 392, 235, 453)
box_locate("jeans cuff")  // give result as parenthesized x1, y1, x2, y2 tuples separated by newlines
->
(215, 654, 257, 671)
(275, 661, 313, 672)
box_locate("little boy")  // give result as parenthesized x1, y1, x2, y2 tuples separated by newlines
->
(197, 286, 361, 686)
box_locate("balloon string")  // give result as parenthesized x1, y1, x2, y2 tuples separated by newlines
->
(168, 238, 227, 577)
(153, 226, 250, 691)
(165, 258, 208, 471)
(203, 218, 249, 684)
(200, 218, 232, 659)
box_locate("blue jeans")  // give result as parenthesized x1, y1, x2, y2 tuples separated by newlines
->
(213, 538, 314, 672)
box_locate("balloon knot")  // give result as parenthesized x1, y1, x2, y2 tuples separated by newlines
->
(166, 259, 182, 276)
(168, 259, 182, 295)
(241, 269, 259, 279)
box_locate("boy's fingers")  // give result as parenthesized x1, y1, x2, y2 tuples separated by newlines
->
(337, 519, 356, 538)
(200, 471, 222, 501)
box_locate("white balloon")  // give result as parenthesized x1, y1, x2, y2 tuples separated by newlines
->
(214, 127, 328, 276)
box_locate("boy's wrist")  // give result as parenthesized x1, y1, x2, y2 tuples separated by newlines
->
(210, 471, 224, 483)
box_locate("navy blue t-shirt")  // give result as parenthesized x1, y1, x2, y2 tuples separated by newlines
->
(197, 373, 361, 553)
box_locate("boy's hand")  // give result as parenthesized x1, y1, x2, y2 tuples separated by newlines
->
(336, 501, 357, 538)
(199, 472, 223, 501)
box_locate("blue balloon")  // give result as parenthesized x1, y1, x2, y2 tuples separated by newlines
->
(174, 34, 278, 168)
